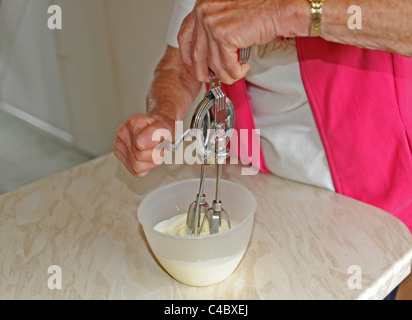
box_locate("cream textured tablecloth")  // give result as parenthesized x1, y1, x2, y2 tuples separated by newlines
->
(0, 153, 411, 299)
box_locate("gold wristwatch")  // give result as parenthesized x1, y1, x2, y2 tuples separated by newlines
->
(308, 0, 324, 36)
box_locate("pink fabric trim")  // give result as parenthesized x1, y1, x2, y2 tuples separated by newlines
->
(296, 37, 412, 233)
(222, 80, 270, 173)
(223, 38, 412, 233)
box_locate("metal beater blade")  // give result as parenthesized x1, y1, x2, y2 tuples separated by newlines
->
(184, 47, 251, 236)
(186, 159, 209, 236)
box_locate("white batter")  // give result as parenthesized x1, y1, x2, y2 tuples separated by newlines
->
(153, 213, 243, 286)
(154, 213, 230, 237)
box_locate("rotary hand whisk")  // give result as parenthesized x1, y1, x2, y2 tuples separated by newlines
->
(173, 47, 251, 237)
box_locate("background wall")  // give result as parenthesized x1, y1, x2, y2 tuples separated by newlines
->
(0, 0, 71, 141)
(0, 0, 176, 156)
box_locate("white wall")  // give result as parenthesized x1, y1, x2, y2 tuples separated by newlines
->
(104, 0, 176, 119)
(0, 0, 71, 141)
(0, 0, 177, 156)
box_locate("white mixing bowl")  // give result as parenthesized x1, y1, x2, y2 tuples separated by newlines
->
(138, 178, 256, 286)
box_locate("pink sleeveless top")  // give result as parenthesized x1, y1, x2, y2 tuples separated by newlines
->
(223, 38, 412, 233)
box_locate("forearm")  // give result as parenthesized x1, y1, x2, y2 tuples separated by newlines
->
(282, 0, 412, 57)
(146, 46, 202, 121)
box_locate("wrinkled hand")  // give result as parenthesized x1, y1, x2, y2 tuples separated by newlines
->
(114, 113, 175, 177)
(177, 0, 284, 84)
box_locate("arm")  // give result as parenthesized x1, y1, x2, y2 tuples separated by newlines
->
(290, 0, 412, 57)
(114, 46, 202, 177)
(178, 0, 412, 84)
(146, 45, 202, 121)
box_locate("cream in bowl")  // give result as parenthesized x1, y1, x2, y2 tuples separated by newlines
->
(137, 178, 256, 287)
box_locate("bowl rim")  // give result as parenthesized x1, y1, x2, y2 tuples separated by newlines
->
(137, 178, 256, 240)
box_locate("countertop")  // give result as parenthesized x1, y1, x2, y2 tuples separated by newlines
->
(1, 153, 411, 299)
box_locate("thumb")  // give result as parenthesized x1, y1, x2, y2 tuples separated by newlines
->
(135, 120, 174, 151)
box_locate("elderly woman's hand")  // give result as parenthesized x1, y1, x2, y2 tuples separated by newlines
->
(177, 0, 309, 84)
(177, 0, 412, 82)
(114, 46, 202, 177)
(114, 113, 175, 177)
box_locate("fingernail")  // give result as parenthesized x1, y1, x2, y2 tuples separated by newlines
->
(136, 134, 148, 150)
(136, 171, 149, 178)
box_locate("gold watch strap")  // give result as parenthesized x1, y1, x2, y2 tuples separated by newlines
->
(309, 0, 324, 37)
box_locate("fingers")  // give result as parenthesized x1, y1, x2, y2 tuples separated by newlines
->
(191, 13, 210, 82)
(217, 43, 251, 83)
(205, 28, 248, 83)
(114, 137, 152, 177)
(113, 142, 134, 175)
(132, 120, 173, 162)
(114, 114, 173, 177)
(203, 25, 233, 82)
(178, 0, 251, 84)
(178, 12, 196, 69)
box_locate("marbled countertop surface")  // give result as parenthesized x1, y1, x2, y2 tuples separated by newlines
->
(1, 153, 411, 299)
